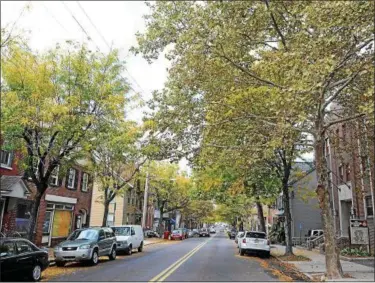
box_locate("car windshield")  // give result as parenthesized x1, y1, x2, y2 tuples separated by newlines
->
(173, 230, 180, 233)
(246, 232, 266, 239)
(112, 227, 131, 236)
(68, 229, 98, 241)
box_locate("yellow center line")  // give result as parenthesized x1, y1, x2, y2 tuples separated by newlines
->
(149, 236, 214, 282)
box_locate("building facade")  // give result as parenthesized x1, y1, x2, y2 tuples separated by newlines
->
(0, 149, 94, 247)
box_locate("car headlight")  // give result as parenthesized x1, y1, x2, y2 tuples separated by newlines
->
(79, 244, 91, 249)
(54, 246, 61, 251)
(118, 240, 128, 245)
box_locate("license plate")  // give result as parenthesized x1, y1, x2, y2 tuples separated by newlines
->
(254, 239, 259, 243)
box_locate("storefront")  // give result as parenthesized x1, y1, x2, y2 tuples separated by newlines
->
(41, 195, 77, 247)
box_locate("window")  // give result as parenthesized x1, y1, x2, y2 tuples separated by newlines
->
(131, 198, 135, 206)
(0, 150, 13, 168)
(67, 168, 76, 189)
(127, 197, 130, 204)
(345, 164, 351, 182)
(366, 197, 373, 217)
(338, 164, 344, 183)
(98, 230, 105, 240)
(107, 213, 114, 226)
(0, 241, 15, 257)
(324, 138, 330, 157)
(15, 241, 35, 254)
(43, 211, 52, 234)
(81, 173, 89, 192)
(246, 232, 266, 239)
(50, 166, 59, 186)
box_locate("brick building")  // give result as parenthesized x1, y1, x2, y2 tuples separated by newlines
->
(0, 149, 94, 247)
(325, 107, 374, 253)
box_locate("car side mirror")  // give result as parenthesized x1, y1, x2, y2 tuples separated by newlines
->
(131, 231, 135, 236)
(99, 235, 105, 241)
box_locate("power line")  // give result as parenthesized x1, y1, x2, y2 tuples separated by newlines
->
(60, 1, 101, 52)
(42, 1, 70, 34)
(74, 1, 147, 96)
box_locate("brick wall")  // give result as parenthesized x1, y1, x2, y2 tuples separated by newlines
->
(0, 151, 24, 176)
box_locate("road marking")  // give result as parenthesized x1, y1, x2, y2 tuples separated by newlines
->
(149, 237, 214, 282)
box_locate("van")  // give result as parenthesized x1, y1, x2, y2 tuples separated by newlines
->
(111, 225, 144, 255)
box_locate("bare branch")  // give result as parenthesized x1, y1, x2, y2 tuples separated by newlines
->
(264, 0, 288, 50)
(323, 113, 365, 133)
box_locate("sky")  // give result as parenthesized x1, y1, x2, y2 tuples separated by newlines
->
(1, 1, 191, 172)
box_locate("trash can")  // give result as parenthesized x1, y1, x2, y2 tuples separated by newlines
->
(163, 231, 170, 240)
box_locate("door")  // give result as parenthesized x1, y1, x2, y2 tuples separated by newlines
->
(14, 240, 35, 273)
(131, 227, 138, 248)
(97, 229, 107, 256)
(104, 228, 113, 253)
(0, 241, 18, 279)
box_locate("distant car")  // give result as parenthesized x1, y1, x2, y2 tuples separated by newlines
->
(199, 228, 210, 237)
(171, 230, 184, 240)
(54, 227, 117, 266)
(235, 231, 245, 245)
(238, 231, 270, 258)
(209, 227, 216, 234)
(145, 230, 159, 238)
(111, 225, 144, 255)
(229, 229, 237, 239)
(0, 238, 49, 281)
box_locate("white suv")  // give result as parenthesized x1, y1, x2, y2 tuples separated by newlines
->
(238, 231, 270, 258)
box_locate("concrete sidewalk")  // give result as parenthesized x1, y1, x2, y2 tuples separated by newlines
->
(48, 237, 166, 265)
(271, 245, 374, 281)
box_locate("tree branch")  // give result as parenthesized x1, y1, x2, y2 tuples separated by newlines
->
(322, 113, 365, 133)
(264, 0, 288, 50)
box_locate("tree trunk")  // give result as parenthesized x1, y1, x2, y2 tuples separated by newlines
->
(315, 124, 343, 279)
(102, 201, 109, 227)
(27, 190, 44, 242)
(158, 205, 164, 235)
(282, 179, 294, 255)
(256, 201, 266, 233)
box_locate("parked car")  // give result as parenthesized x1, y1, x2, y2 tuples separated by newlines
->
(178, 228, 188, 239)
(229, 229, 237, 239)
(238, 231, 270, 258)
(235, 231, 245, 245)
(54, 227, 117, 266)
(111, 225, 144, 255)
(171, 230, 184, 240)
(0, 237, 49, 281)
(209, 227, 216, 234)
(199, 228, 210, 237)
(306, 229, 324, 239)
(145, 230, 159, 238)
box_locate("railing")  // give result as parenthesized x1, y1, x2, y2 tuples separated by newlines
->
(307, 235, 325, 250)
(292, 237, 309, 246)
(0, 231, 25, 238)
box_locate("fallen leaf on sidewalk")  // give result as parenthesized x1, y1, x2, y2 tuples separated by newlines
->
(277, 255, 311, 261)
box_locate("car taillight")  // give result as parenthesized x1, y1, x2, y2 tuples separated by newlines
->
(267, 240, 270, 245)
(242, 238, 246, 243)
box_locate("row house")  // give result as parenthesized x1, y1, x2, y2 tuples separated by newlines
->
(0, 149, 94, 247)
(325, 106, 374, 253)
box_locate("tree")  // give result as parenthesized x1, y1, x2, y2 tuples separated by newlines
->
(133, 1, 373, 278)
(90, 121, 147, 227)
(147, 161, 190, 233)
(1, 42, 129, 241)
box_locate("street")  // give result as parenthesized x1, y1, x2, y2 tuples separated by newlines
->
(44, 232, 279, 282)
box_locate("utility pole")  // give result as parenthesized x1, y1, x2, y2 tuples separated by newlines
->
(142, 171, 149, 229)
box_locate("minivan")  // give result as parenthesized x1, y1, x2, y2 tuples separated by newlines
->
(111, 225, 144, 255)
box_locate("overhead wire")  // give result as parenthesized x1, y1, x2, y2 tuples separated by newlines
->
(74, 1, 147, 97)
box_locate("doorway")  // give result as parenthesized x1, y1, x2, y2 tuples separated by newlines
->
(340, 200, 352, 237)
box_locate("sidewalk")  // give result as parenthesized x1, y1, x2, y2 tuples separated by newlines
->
(48, 237, 166, 265)
(271, 245, 374, 281)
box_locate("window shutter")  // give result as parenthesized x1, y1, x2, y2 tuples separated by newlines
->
(58, 170, 63, 187)
(74, 169, 79, 190)
(8, 152, 14, 167)
(65, 169, 71, 189)
(87, 174, 93, 192)
(80, 171, 84, 191)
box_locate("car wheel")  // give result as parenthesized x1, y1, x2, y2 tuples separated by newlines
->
(90, 249, 99, 265)
(126, 245, 132, 255)
(240, 248, 245, 256)
(30, 264, 42, 281)
(55, 261, 65, 267)
(138, 242, 143, 252)
(109, 247, 116, 260)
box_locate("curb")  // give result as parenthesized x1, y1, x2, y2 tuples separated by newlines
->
(271, 254, 315, 281)
(339, 255, 374, 262)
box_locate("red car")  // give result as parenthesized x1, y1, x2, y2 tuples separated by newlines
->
(171, 230, 184, 240)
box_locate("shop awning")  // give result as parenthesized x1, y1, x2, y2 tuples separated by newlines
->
(0, 176, 30, 199)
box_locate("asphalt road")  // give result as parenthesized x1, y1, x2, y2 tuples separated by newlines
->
(48, 231, 279, 282)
